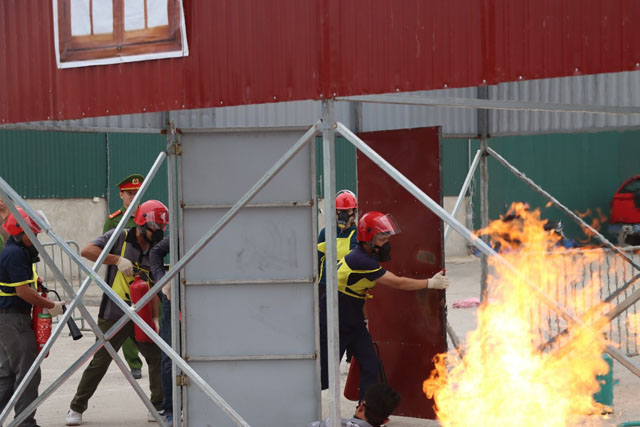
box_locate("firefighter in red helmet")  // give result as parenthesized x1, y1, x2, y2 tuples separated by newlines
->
(319, 211, 448, 401)
(0, 207, 64, 427)
(67, 200, 169, 426)
(317, 190, 359, 298)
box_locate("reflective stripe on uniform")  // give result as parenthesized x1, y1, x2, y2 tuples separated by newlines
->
(0, 265, 38, 296)
(336, 258, 379, 299)
(318, 229, 356, 284)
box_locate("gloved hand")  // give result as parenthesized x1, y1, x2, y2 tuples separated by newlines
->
(46, 301, 65, 317)
(116, 256, 134, 276)
(427, 271, 449, 290)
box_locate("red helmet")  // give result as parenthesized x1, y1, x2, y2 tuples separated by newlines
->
(134, 200, 169, 231)
(357, 211, 400, 243)
(3, 208, 42, 236)
(336, 190, 357, 210)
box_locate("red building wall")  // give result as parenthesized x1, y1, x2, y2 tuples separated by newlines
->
(1, 0, 639, 124)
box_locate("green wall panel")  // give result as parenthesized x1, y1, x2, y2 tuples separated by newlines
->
(0, 130, 106, 198)
(442, 138, 471, 196)
(107, 133, 168, 213)
(468, 131, 640, 243)
(315, 136, 357, 198)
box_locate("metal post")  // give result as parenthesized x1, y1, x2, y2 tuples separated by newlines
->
(444, 149, 482, 241)
(321, 100, 341, 426)
(166, 121, 181, 427)
(335, 121, 640, 379)
(478, 86, 490, 302)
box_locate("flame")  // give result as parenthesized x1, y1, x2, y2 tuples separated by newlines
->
(425, 203, 612, 426)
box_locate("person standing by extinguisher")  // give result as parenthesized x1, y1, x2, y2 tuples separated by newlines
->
(66, 200, 168, 426)
(103, 174, 146, 380)
(317, 190, 359, 299)
(0, 208, 65, 427)
(319, 211, 449, 401)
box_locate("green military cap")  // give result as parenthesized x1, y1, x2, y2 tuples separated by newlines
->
(117, 174, 144, 191)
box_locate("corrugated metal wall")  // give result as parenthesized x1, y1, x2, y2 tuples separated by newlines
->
(0, 130, 106, 198)
(5, 0, 639, 124)
(8, 70, 640, 137)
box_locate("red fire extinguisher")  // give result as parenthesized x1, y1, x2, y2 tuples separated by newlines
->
(32, 281, 51, 358)
(129, 275, 157, 342)
(343, 356, 361, 401)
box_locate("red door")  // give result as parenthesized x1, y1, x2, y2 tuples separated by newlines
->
(357, 127, 445, 419)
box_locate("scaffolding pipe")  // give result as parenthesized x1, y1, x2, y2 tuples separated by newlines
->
(443, 149, 482, 241)
(321, 100, 342, 426)
(335, 122, 640, 379)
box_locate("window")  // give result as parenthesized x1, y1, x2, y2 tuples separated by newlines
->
(54, 0, 188, 68)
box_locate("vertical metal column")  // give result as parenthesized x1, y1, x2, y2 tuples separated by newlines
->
(478, 86, 490, 302)
(166, 121, 182, 426)
(321, 100, 341, 425)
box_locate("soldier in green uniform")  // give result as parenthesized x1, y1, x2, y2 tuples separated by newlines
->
(103, 174, 145, 380)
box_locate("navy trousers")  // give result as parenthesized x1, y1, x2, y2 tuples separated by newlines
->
(319, 293, 379, 401)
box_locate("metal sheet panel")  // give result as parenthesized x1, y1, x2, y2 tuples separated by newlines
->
(491, 71, 640, 135)
(3, 1, 640, 124)
(182, 208, 313, 282)
(180, 131, 313, 203)
(356, 127, 445, 419)
(187, 360, 316, 427)
(179, 129, 318, 426)
(361, 88, 478, 135)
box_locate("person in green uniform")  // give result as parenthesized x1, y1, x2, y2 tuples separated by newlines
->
(103, 174, 145, 380)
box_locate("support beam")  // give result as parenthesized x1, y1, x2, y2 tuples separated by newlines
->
(337, 94, 640, 116)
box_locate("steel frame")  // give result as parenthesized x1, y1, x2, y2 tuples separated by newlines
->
(1, 92, 640, 426)
(0, 122, 320, 426)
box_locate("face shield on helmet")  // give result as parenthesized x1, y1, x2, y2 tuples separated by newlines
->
(357, 212, 400, 262)
(335, 190, 357, 229)
(134, 200, 169, 246)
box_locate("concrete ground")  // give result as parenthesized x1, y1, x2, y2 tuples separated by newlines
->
(9, 257, 640, 426)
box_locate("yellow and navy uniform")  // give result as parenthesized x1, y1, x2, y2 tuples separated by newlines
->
(0, 238, 37, 311)
(317, 225, 358, 290)
(319, 244, 386, 399)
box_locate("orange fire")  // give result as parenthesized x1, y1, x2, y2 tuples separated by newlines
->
(424, 203, 612, 426)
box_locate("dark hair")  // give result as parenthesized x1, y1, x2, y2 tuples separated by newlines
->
(363, 383, 401, 427)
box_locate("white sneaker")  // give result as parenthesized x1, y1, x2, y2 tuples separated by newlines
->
(148, 410, 159, 422)
(65, 409, 82, 426)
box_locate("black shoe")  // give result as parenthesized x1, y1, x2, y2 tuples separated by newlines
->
(131, 368, 142, 379)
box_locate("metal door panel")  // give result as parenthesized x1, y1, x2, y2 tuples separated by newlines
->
(181, 131, 313, 204)
(184, 283, 315, 356)
(182, 207, 314, 281)
(186, 360, 316, 427)
(180, 129, 318, 426)
(357, 127, 445, 419)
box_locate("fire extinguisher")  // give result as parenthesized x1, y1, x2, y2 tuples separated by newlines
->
(343, 356, 361, 401)
(32, 279, 83, 357)
(129, 275, 157, 342)
(32, 282, 52, 358)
